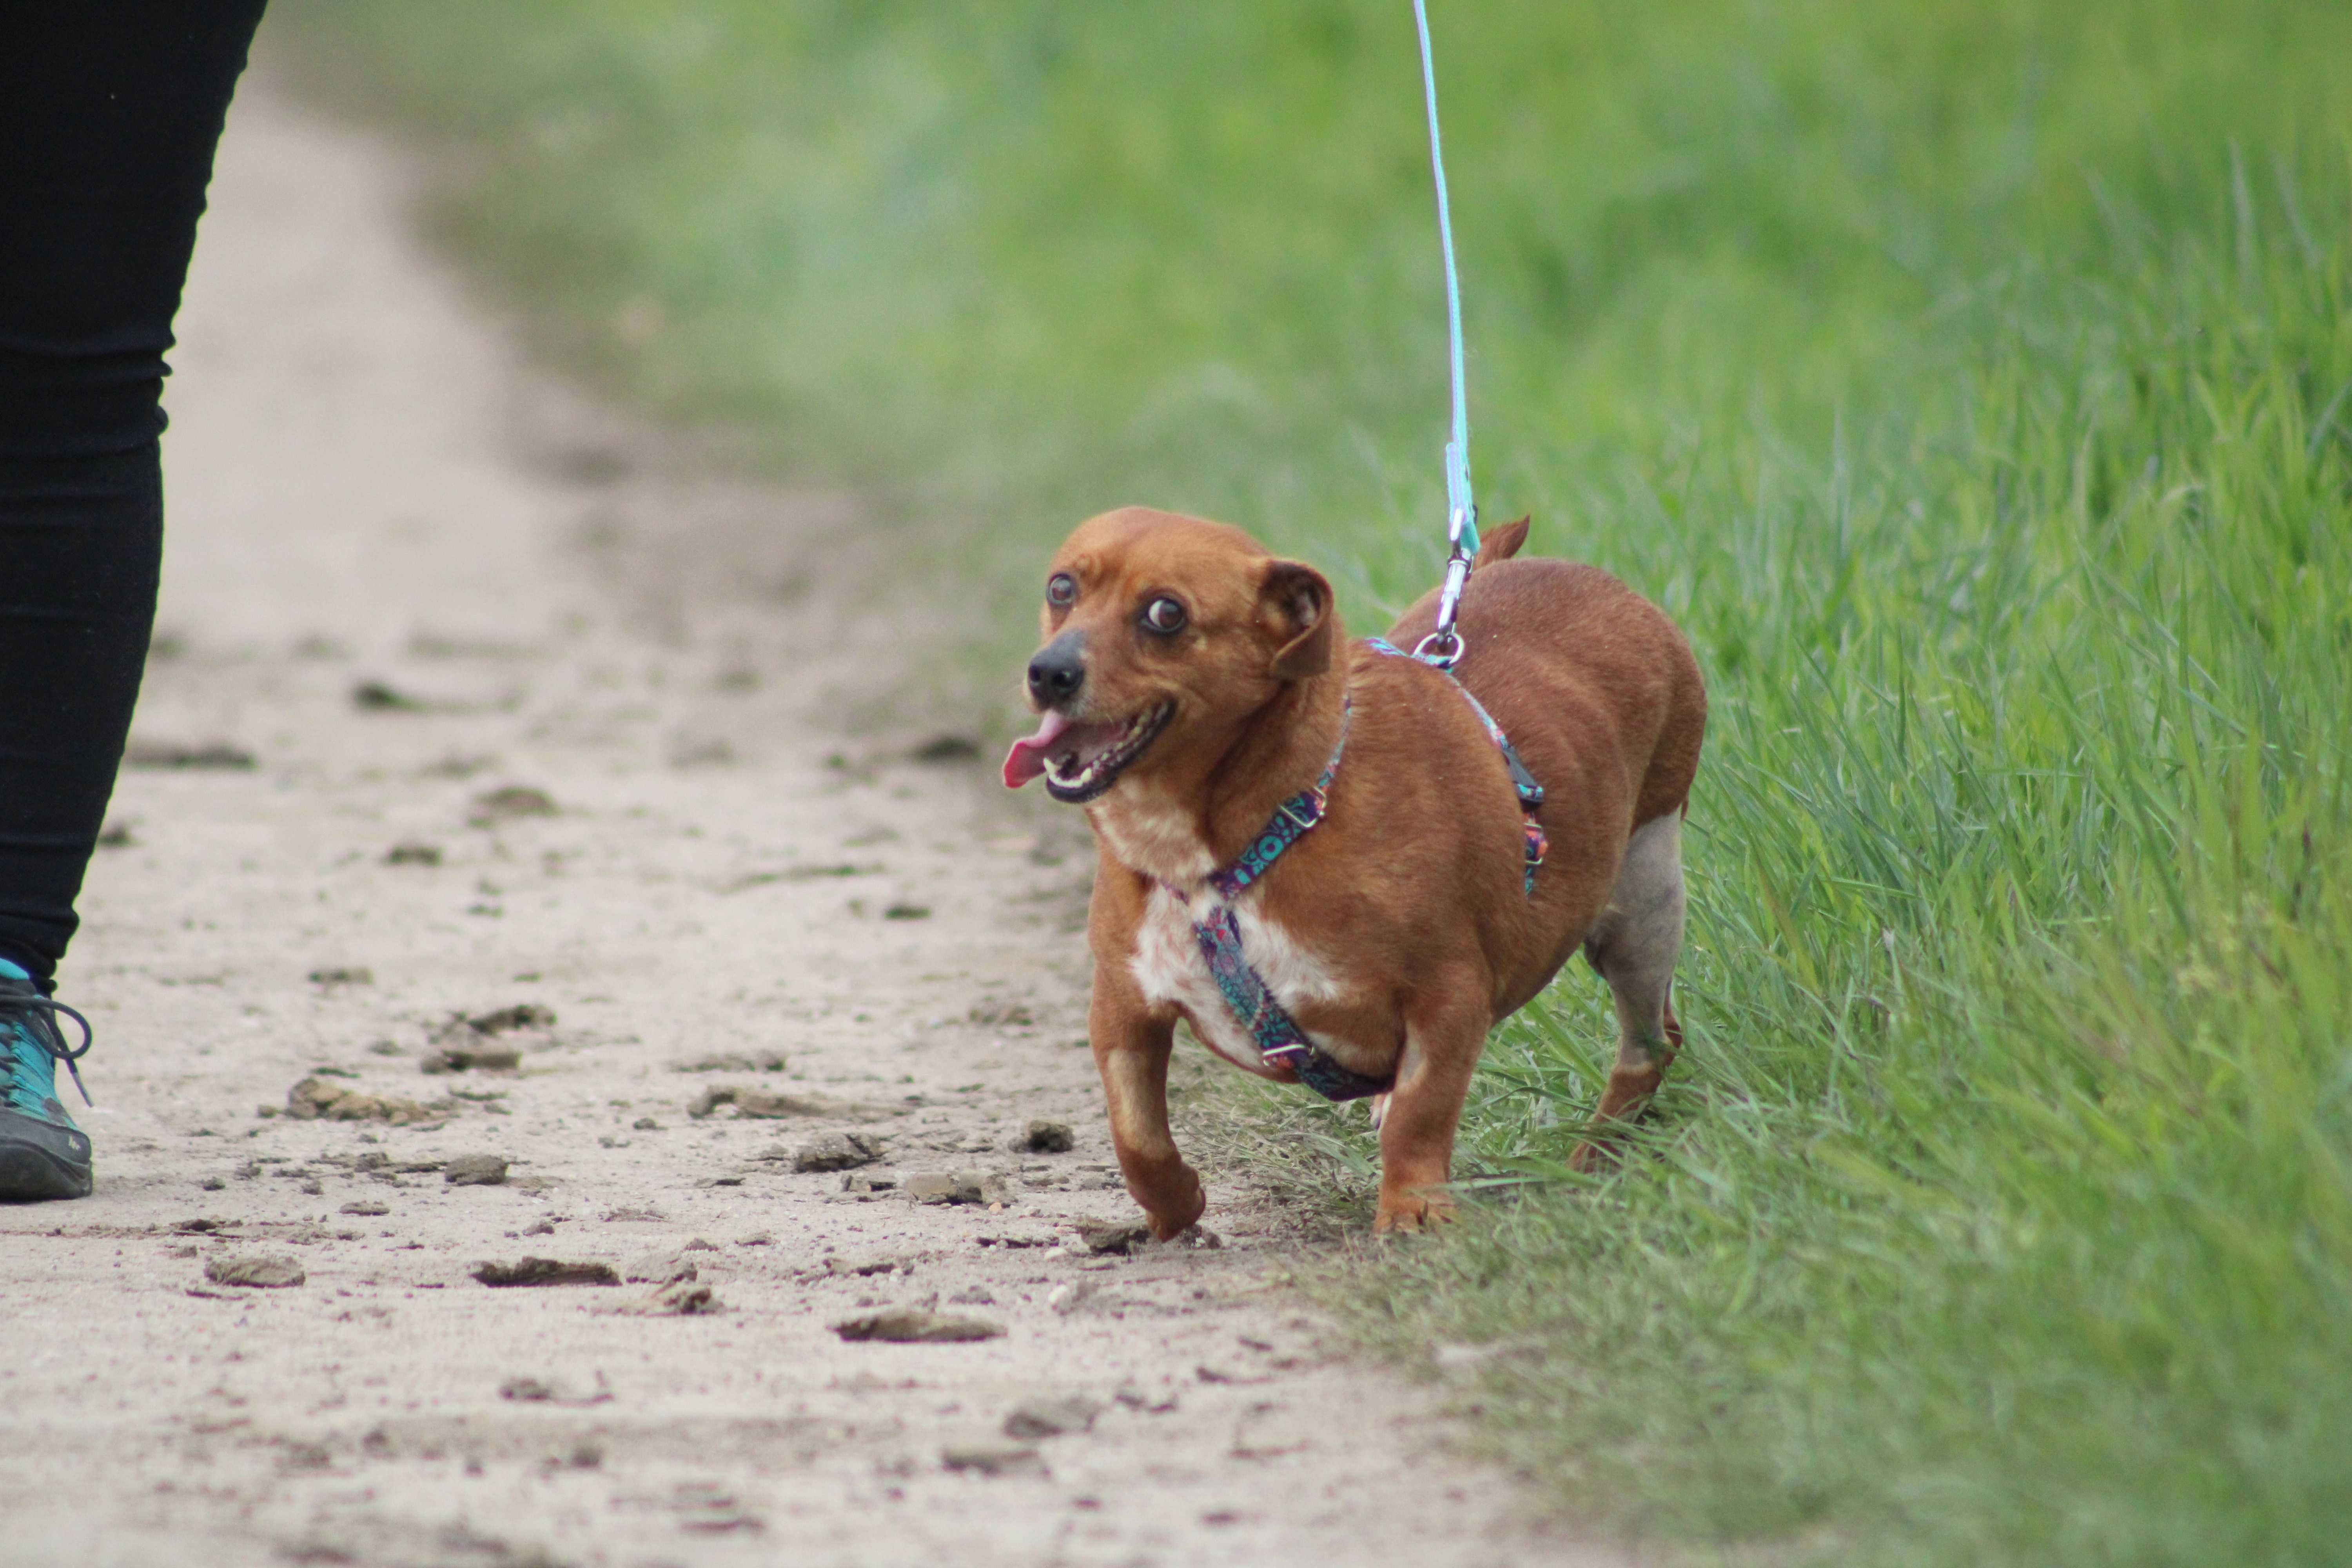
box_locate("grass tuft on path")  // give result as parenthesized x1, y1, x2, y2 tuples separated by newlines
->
(279, 4, 2352, 1561)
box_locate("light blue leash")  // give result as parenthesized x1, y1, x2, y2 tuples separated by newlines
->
(1410, 0, 1478, 666)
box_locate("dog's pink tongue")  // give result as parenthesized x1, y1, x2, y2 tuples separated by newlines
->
(1003, 710, 1073, 789)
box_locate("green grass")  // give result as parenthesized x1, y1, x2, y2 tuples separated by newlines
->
(276, 3, 2352, 1561)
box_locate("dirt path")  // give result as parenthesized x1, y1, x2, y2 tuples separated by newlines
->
(0, 82, 1614, 1568)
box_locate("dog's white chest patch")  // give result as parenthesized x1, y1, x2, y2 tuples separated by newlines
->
(1090, 794, 1214, 883)
(1129, 886, 1350, 1073)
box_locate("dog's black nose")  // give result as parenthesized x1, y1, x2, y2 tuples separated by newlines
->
(1027, 633, 1086, 708)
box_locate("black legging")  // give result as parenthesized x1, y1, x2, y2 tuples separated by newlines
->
(0, 3, 268, 992)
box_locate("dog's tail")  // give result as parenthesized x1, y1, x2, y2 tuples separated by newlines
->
(1471, 514, 1530, 570)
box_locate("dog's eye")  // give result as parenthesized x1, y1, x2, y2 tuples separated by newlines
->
(1045, 573, 1078, 608)
(1141, 596, 1187, 635)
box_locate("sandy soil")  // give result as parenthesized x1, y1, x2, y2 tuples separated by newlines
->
(0, 82, 1621, 1568)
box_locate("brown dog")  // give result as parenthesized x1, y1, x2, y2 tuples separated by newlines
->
(1005, 506, 1704, 1234)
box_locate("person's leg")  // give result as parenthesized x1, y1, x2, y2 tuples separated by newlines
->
(0, 2, 269, 1199)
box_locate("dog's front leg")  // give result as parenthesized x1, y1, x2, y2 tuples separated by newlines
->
(1090, 983, 1206, 1240)
(1374, 984, 1490, 1232)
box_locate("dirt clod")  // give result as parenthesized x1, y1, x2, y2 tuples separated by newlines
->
(612, 1279, 722, 1317)
(1019, 1120, 1074, 1153)
(468, 785, 557, 824)
(472, 1258, 621, 1288)
(792, 1132, 884, 1172)
(1003, 1394, 1101, 1439)
(832, 1308, 1006, 1343)
(1113, 1384, 1181, 1414)
(1073, 1220, 1152, 1254)
(444, 1154, 510, 1186)
(421, 1045, 523, 1074)
(351, 678, 425, 711)
(203, 1252, 306, 1289)
(340, 1200, 390, 1216)
(668, 1050, 786, 1073)
(904, 1170, 1010, 1206)
(686, 1085, 842, 1120)
(498, 1375, 611, 1406)
(442, 1003, 555, 1037)
(285, 1076, 433, 1124)
(942, 1441, 1045, 1477)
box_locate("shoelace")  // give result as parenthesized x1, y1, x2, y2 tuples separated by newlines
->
(0, 985, 94, 1107)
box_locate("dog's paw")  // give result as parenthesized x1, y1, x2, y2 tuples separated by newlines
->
(1373, 1192, 1457, 1234)
(1565, 1138, 1619, 1175)
(1145, 1223, 1222, 1252)
(1138, 1172, 1208, 1241)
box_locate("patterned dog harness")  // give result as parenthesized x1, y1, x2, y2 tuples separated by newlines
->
(1167, 639, 1549, 1103)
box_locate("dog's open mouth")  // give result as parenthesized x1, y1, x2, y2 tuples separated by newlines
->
(1002, 701, 1174, 802)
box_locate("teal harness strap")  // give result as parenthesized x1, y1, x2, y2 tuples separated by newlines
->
(1205, 699, 1349, 902)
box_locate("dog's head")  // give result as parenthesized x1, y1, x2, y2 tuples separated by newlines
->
(1004, 507, 1336, 803)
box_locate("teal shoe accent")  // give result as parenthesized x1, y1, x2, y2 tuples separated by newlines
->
(0, 958, 94, 1200)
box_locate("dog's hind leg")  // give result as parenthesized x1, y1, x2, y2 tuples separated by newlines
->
(1568, 811, 1687, 1171)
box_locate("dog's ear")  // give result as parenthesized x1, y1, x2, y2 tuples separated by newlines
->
(1472, 514, 1530, 569)
(1260, 559, 1334, 681)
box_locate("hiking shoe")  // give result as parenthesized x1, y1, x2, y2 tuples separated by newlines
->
(0, 958, 94, 1200)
